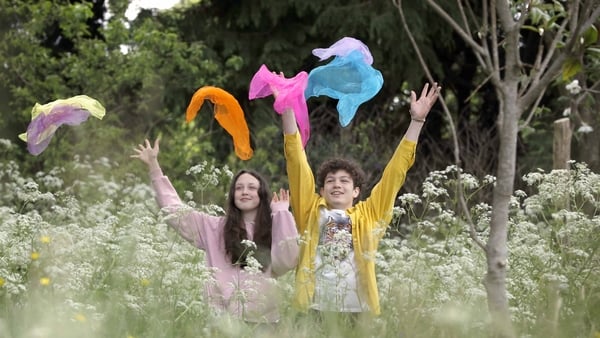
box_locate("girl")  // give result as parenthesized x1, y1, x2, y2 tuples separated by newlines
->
(132, 139, 299, 323)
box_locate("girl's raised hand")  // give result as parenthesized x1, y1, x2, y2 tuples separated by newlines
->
(131, 139, 160, 165)
(271, 188, 290, 211)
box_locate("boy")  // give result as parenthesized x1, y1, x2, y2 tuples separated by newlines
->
(280, 83, 441, 317)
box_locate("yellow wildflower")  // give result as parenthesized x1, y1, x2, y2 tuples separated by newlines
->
(0, 277, 4, 287)
(39, 277, 51, 286)
(74, 313, 87, 322)
(40, 236, 51, 244)
(31, 252, 40, 260)
(140, 278, 150, 287)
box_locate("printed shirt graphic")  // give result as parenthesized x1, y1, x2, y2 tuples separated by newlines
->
(312, 208, 368, 312)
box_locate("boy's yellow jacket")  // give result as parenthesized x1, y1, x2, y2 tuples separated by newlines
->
(284, 131, 416, 315)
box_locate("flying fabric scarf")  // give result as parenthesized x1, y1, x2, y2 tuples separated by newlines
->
(186, 86, 253, 160)
(306, 38, 384, 127)
(248, 64, 310, 147)
(19, 95, 106, 155)
(312, 36, 374, 65)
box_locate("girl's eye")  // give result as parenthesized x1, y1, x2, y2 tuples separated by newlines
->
(236, 185, 258, 191)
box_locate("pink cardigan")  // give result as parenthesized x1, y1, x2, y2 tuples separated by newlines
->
(150, 168, 299, 323)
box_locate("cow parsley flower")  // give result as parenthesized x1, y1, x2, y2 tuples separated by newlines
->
(577, 122, 593, 134)
(565, 80, 581, 94)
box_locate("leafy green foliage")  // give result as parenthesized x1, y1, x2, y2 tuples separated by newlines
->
(0, 0, 233, 187)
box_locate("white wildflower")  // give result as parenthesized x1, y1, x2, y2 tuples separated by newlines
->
(186, 161, 207, 175)
(483, 174, 496, 185)
(514, 190, 527, 199)
(577, 123, 593, 133)
(565, 79, 581, 95)
(244, 255, 263, 274)
(422, 181, 448, 199)
(0, 139, 13, 150)
(241, 239, 257, 250)
(460, 173, 480, 190)
(427, 202, 443, 213)
(398, 193, 422, 206)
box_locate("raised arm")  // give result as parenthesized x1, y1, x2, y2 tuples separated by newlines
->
(131, 139, 163, 175)
(131, 139, 213, 249)
(404, 82, 441, 142)
(360, 82, 442, 233)
(269, 189, 299, 277)
(281, 108, 298, 135)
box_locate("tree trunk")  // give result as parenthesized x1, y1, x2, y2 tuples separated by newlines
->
(485, 98, 519, 338)
(399, 1, 600, 336)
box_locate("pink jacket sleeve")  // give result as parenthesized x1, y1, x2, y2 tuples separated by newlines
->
(149, 168, 222, 250)
(269, 201, 300, 277)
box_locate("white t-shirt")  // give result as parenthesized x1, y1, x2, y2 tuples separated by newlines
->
(311, 208, 369, 312)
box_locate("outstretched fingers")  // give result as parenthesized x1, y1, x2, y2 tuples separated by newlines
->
(131, 139, 160, 161)
(427, 82, 441, 99)
(272, 188, 290, 203)
(420, 82, 441, 108)
(409, 82, 442, 120)
(279, 188, 289, 201)
(420, 83, 430, 99)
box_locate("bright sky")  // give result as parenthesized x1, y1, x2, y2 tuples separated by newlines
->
(125, 0, 181, 20)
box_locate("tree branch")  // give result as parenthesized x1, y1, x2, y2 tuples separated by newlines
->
(491, 0, 501, 83)
(520, 86, 546, 130)
(393, 0, 460, 163)
(521, 3, 600, 107)
(529, 19, 568, 95)
(394, 0, 487, 253)
(461, 192, 488, 252)
(478, 0, 499, 85)
(422, 0, 487, 56)
(456, 0, 473, 37)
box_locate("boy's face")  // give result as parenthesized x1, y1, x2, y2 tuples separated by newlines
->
(319, 169, 360, 210)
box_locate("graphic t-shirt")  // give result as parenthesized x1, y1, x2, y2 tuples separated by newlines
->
(311, 208, 368, 312)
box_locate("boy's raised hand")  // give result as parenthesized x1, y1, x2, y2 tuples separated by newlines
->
(410, 82, 441, 121)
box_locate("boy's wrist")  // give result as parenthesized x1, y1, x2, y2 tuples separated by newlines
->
(410, 110, 426, 123)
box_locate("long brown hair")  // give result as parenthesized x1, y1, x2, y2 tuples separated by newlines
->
(223, 170, 272, 270)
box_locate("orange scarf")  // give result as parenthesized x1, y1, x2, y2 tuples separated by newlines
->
(186, 86, 253, 160)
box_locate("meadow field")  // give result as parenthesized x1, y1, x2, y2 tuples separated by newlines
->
(1, 139, 598, 338)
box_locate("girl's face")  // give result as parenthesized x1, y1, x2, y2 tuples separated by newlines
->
(233, 173, 261, 212)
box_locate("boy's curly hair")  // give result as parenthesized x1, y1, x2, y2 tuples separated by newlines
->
(316, 158, 366, 191)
